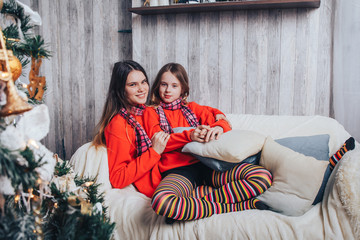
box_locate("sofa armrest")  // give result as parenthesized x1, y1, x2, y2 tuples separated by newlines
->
(69, 142, 112, 193)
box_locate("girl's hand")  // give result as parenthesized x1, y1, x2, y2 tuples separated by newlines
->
(151, 131, 170, 155)
(190, 125, 210, 143)
(215, 114, 232, 129)
(204, 126, 224, 142)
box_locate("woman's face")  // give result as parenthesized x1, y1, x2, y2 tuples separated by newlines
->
(125, 70, 149, 106)
(159, 71, 182, 104)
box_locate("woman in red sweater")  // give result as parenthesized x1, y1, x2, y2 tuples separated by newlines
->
(143, 63, 273, 222)
(92, 60, 171, 198)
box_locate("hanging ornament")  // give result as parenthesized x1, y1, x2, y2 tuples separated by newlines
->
(68, 195, 84, 207)
(0, 27, 32, 117)
(27, 56, 46, 101)
(81, 200, 93, 216)
(0, 50, 22, 82)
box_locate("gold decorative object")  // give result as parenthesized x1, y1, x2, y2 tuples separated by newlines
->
(0, 27, 32, 117)
(0, 77, 33, 117)
(0, 194, 5, 217)
(0, 50, 22, 81)
(27, 56, 46, 101)
(68, 195, 84, 207)
(80, 200, 93, 216)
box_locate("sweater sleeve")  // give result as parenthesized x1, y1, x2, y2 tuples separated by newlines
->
(142, 107, 194, 152)
(105, 116, 161, 189)
(204, 105, 225, 116)
(189, 102, 232, 133)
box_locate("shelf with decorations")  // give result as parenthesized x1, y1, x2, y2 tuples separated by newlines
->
(129, 0, 320, 15)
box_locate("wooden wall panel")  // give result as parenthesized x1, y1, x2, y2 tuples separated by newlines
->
(265, 9, 281, 115)
(132, 2, 334, 119)
(31, 0, 132, 159)
(232, 11, 248, 114)
(218, 11, 233, 113)
(29, 0, 353, 158)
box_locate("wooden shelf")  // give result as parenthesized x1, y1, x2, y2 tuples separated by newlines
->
(129, 0, 320, 15)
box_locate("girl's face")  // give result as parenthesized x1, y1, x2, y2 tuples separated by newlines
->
(125, 70, 149, 106)
(159, 71, 182, 104)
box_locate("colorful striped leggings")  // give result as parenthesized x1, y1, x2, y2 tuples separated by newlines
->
(151, 162, 272, 221)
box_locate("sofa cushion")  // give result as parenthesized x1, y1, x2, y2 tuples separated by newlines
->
(257, 137, 329, 216)
(181, 129, 266, 164)
(275, 134, 329, 160)
(182, 129, 329, 172)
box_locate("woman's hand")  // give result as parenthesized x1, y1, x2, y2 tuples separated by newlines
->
(215, 114, 232, 129)
(204, 126, 224, 142)
(151, 131, 170, 155)
(190, 125, 210, 143)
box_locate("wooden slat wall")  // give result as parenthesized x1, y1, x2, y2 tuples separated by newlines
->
(132, 0, 334, 117)
(30, 0, 132, 159)
(28, 0, 358, 159)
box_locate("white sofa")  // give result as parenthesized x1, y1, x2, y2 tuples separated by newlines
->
(70, 114, 359, 240)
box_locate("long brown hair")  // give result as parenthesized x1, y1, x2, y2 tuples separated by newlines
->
(92, 60, 148, 147)
(150, 62, 190, 106)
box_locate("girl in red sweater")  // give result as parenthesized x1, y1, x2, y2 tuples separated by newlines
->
(92, 60, 170, 198)
(143, 63, 273, 222)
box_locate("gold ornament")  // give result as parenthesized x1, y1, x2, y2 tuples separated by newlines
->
(0, 50, 22, 82)
(0, 27, 32, 117)
(68, 195, 84, 207)
(0, 194, 4, 217)
(27, 57, 46, 101)
(0, 73, 32, 117)
(81, 200, 93, 216)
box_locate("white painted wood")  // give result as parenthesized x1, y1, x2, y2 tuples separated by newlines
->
(28, 0, 360, 158)
(333, 0, 360, 142)
(304, 8, 319, 116)
(130, 2, 339, 123)
(278, 9, 297, 115)
(174, 14, 189, 69)
(246, 10, 269, 115)
(232, 11, 248, 114)
(265, 9, 281, 115)
(132, 14, 142, 63)
(31, 0, 132, 159)
(199, 12, 219, 108)
(218, 11, 233, 113)
(92, 0, 105, 144)
(84, 0, 95, 142)
(58, 0, 72, 159)
(36, 0, 54, 151)
(187, 13, 201, 103)
(315, 0, 332, 116)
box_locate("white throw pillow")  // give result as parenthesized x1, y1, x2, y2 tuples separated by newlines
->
(182, 130, 266, 163)
(257, 137, 329, 216)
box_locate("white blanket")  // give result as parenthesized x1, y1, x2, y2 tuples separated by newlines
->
(70, 114, 359, 240)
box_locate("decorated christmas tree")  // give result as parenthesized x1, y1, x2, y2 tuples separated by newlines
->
(0, 1, 114, 239)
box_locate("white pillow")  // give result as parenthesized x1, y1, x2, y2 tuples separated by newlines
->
(181, 130, 266, 163)
(257, 137, 329, 216)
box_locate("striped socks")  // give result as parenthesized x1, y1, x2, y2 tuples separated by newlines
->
(203, 163, 273, 204)
(152, 173, 264, 222)
(152, 163, 273, 222)
(329, 137, 355, 170)
(192, 185, 214, 198)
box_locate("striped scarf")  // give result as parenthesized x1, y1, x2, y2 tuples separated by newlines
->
(119, 105, 152, 157)
(155, 98, 199, 134)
